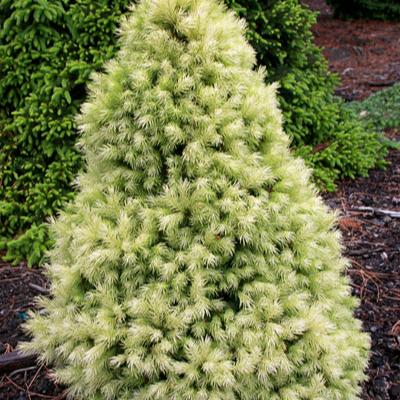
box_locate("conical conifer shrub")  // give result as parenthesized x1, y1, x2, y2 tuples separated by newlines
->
(22, 0, 370, 398)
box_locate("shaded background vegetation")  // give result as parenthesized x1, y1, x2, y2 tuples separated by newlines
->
(327, 0, 400, 20)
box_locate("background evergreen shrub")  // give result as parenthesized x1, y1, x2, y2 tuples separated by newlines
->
(226, 0, 386, 189)
(326, 0, 400, 20)
(22, 1, 370, 398)
(0, 0, 130, 264)
(346, 83, 400, 132)
(0, 0, 387, 265)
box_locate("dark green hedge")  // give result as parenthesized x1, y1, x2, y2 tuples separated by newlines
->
(0, 0, 387, 265)
(227, 0, 386, 188)
(0, 0, 131, 265)
(327, 0, 400, 20)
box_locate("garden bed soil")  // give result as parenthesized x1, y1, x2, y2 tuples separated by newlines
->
(0, 263, 65, 399)
(302, 0, 400, 100)
(324, 134, 400, 400)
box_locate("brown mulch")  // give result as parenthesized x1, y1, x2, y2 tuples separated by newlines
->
(302, 0, 400, 100)
(324, 133, 400, 400)
(0, 262, 66, 400)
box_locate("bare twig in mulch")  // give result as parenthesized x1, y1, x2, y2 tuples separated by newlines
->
(368, 80, 399, 88)
(0, 350, 37, 374)
(390, 321, 400, 336)
(3, 375, 65, 400)
(348, 261, 382, 302)
(349, 206, 400, 218)
(8, 366, 37, 380)
(28, 283, 49, 295)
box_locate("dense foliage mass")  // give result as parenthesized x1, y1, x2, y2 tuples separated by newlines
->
(22, 0, 369, 398)
(0, 0, 131, 265)
(0, 0, 386, 265)
(327, 0, 400, 20)
(226, 0, 386, 190)
(347, 83, 400, 132)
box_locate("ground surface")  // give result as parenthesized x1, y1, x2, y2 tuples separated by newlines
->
(303, 0, 400, 100)
(1, 0, 400, 399)
(324, 138, 400, 400)
(0, 264, 65, 399)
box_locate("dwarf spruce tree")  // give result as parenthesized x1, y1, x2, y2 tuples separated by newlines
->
(23, 0, 370, 398)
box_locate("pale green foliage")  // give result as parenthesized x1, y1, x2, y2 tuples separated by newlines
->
(22, 0, 369, 398)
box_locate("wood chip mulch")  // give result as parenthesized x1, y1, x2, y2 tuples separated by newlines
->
(302, 0, 400, 101)
(0, 263, 65, 400)
(324, 132, 400, 400)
